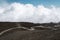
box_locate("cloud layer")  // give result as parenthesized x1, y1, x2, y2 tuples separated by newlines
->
(0, 2, 60, 23)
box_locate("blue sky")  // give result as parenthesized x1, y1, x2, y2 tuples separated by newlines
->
(0, 0, 60, 7)
(0, 0, 60, 23)
(6, 0, 60, 7)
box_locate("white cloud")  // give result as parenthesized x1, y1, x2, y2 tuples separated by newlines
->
(0, 2, 60, 23)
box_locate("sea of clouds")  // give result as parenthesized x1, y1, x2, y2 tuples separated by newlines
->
(0, 2, 60, 23)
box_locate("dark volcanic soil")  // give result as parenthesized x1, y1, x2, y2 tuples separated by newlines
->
(0, 29, 60, 40)
(0, 22, 60, 40)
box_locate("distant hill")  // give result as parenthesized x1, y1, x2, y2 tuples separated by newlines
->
(0, 22, 40, 32)
(0, 22, 60, 32)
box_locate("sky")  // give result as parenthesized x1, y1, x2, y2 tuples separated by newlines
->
(0, 0, 60, 23)
(0, 0, 60, 7)
(1, 0, 59, 6)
